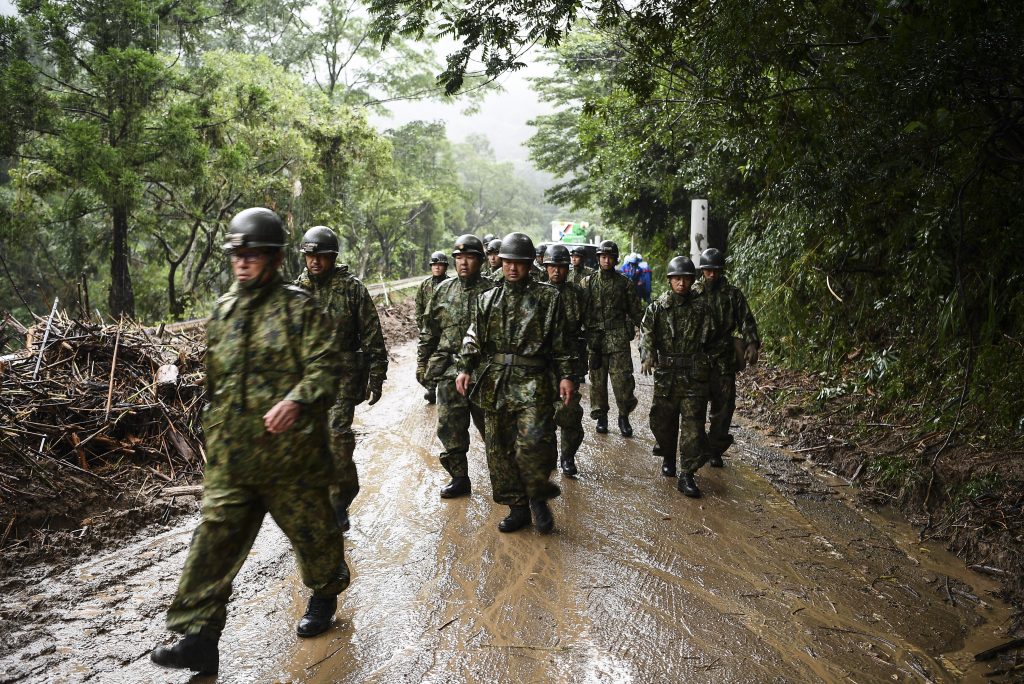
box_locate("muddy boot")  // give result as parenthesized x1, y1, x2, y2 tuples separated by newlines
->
(618, 416, 633, 437)
(150, 634, 219, 675)
(661, 455, 676, 477)
(296, 595, 337, 638)
(529, 499, 554, 534)
(560, 454, 578, 478)
(709, 454, 724, 468)
(677, 473, 702, 498)
(424, 387, 436, 404)
(497, 505, 531, 533)
(333, 504, 350, 532)
(595, 416, 608, 434)
(440, 476, 471, 499)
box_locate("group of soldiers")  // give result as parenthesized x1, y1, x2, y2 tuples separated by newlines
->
(149, 208, 758, 676)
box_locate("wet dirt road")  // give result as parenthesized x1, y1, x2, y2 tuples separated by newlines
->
(0, 341, 1016, 683)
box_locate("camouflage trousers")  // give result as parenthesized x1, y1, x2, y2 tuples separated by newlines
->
(165, 481, 349, 640)
(707, 367, 736, 457)
(436, 376, 485, 478)
(484, 405, 560, 506)
(329, 397, 359, 512)
(553, 390, 584, 461)
(589, 349, 638, 419)
(650, 393, 712, 474)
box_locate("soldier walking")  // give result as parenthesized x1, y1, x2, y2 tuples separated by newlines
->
(455, 233, 577, 533)
(543, 244, 588, 477)
(582, 240, 645, 436)
(641, 256, 714, 497)
(569, 245, 595, 285)
(485, 239, 503, 280)
(418, 235, 496, 499)
(295, 226, 388, 532)
(415, 251, 450, 403)
(151, 209, 350, 676)
(694, 248, 760, 467)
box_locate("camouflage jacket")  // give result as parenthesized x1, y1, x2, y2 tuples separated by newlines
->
(295, 264, 388, 394)
(458, 278, 576, 411)
(550, 279, 588, 381)
(640, 290, 713, 397)
(693, 275, 760, 373)
(533, 262, 548, 282)
(581, 268, 646, 352)
(204, 274, 339, 486)
(418, 273, 496, 382)
(489, 265, 505, 282)
(569, 265, 596, 286)
(415, 274, 449, 329)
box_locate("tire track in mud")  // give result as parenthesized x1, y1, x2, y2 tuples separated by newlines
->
(0, 341, 1016, 683)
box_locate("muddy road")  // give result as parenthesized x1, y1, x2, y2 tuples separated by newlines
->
(0, 341, 1016, 683)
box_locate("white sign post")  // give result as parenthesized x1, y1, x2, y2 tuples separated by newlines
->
(690, 199, 708, 263)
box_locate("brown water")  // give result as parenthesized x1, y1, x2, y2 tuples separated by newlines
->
(0, 342, 1014, 683)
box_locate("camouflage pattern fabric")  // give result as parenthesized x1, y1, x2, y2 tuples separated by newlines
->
(641, 289, 714, 473)
(532, 261, 549, 282)
(166, 275, 347, 639)
(418, 273, 496, 475)
(569, 264, 596, 286)
(693, 275, 760, 456)
(488, 264, 504, 281)
(550, 279, 587, 460)
(414, 274, 449, 393)
(296, 264, 388, 511)
(166, 482, 349, 639)
(459, 277, 576, 504)
(582, 268, 645, 419)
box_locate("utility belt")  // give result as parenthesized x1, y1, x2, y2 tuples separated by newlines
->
(491, 353, 547, 368)
(661, 352, 709, 371)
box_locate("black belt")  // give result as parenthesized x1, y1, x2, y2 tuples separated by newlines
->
(492, 353, 547, 368)
(662, 353, 704, 369)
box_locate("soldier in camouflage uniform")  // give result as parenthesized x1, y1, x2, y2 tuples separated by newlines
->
(295, 226, 388, 532)
(418, 235, 496, 498)
(533, 244, 549, 282)
(569, 245, 596, 286)
(415, 251, 450, 403)
(456, 233, 577, 534)
(693, 247, 760, 467)
(641, 256, 714, 497)
(151, 209, 349, 676)
(486, 239, 504, 280)
(582, 240, 646, 437)
(544, 244, 587, 477)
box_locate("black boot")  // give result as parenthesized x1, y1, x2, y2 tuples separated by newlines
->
(709, 454, 724, 468)
(333, 504, 350, 532)
(529, 499, 554, 534)
(296, 595, 337, 638)
(560, 454, 578, 477)
(440, 476, 471, 499)
(498, 505, 531, 533)
(595, 416, 608, 434)
(677, 473, 702, 498)
(618, 416, 633, 437)
(661, 456, 676, 477)
(151, 634, 219, 674)
(424, 387, 436, 404)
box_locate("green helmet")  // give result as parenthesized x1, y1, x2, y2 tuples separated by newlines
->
(569, 245, 586, 256)
(486, 239, 502, 254)
(535, 244, 547, 257)
(666, 255, 696, 277)
(223, 208, 286, 252)
(430, 251, 449, 265)
(699, 247, 725, 270)
(298, 225, 339, 254)
(452, 234, 484, 258)
(596, 240, 619, 261)
(498, 232, 535, 261)
(543, 243, 571, 266)
(483, 233, 497, 244)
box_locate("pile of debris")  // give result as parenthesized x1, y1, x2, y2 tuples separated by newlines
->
(0, 308, 207, 564)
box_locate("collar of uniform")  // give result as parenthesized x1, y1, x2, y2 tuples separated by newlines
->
(308, 266, 336, 286)
(236, 272, 283, 307)
(460, 272, 481, 287)
(599, 268, 616, 280)
(431, 274, 447, 285)
(505, 277, 530, 293)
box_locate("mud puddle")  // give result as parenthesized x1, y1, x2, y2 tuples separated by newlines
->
(0, 341, 1016, 682)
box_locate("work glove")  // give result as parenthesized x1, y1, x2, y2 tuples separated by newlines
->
(641, 357, 655, 376)
(366, 380, 383, 405)
(744, 343, 760, 367)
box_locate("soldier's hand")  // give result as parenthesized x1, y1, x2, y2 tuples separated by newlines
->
(744, 343, 760, 366)
(455, 372, 471, 396)
(415, 365, 427, 387)
(641, 358, 654, 375)
(366, 387, 382, 405)
(264, 400, 301, 434)
(559, 379, 575, 406)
